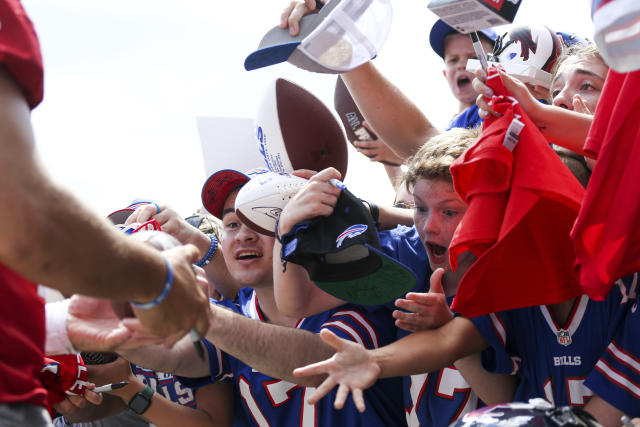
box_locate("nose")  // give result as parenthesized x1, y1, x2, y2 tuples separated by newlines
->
(235, 223, 258, 242)
(421, 212, 440, 236)
(552, 86, 574, 111)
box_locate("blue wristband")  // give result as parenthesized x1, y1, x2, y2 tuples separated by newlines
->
(132, 255, 173, 309)
(195, 234, 217, 267)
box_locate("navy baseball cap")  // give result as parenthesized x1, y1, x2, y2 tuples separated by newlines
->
(280, 182, 417, 305)
(429, 19, 498, 59)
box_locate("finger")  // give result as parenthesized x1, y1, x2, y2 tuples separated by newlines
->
(66, 394, 89, 409)
(395, 319, 420, 332)
(288, 2, 311, 36)
(319, 328, 347, 352)
(292, 169, 316, 179)
(280, 2, 297, 28)
(334, 384, 349, 409)
(305, 0, 318, 9)
(194, 306, 211, 339)
(352, 388, 366, 413)
(124, 204, 157, 225)
(473, 66, 487, 82)
(309, 167, 342, 183)
(84, 389, 103, 405)
(572, 94, 592, 115)
(472, 77, 493, 98)
(429, 268, 445, 295)
(293, 359, 333, 378)
(306, 378, 336, 405)
(394, 299, 429, 315)
(353, 140, 377, 149)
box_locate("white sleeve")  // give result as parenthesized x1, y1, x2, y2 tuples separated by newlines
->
(45, 299, 77, 355)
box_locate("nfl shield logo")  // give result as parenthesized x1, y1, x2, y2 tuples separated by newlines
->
(557, 329, 572, 346)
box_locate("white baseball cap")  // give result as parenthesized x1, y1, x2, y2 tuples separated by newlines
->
(244, 0, 392, 74)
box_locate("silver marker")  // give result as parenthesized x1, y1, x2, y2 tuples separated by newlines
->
(93, 381, 128, 393)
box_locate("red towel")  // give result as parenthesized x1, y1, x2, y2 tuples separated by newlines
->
(41, 353, 89, 412)
(571, 69, 640, 300)
(449, 67, 585, 318)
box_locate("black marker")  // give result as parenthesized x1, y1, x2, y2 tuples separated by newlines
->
(470, 31, 489, 73)
(190, 328, 205, 360)
(93, 381, 128, 393)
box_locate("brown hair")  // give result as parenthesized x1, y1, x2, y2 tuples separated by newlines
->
(403, 127, 479, 191)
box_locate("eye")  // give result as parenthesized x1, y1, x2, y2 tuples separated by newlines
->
(444, 209, 458, 217)
(579, 81, 595, 91)
(224, 220, 240, 230)
(551, 89, 561, 98)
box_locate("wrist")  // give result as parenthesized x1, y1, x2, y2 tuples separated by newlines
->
(131, 255, 173, 309)
(195, 234, 217, 267)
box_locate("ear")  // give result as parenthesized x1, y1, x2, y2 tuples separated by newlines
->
(442, 69, 447, 78)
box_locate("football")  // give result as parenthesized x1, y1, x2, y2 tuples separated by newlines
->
(255, 78, 348, 179)
(235, 171, 308, 236)
(333, 76, 400, 166)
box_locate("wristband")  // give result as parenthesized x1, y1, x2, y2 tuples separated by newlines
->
(131, 255, 173, 309)
(361, 199, 380, 228)
(195, 234, 218, 267)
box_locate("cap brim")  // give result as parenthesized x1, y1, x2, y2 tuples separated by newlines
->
(107, 208, 136, 225)
(429, 19, 497, 59)
(314, 244, 417, 305)
(201, 169, 251, 219)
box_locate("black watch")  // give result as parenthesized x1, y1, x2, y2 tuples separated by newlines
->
(128, 385, 154, 415)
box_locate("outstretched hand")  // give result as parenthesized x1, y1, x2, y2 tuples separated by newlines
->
(393, 268, 454, 332)
(352, 123, 404, 166)
(293, 329, 380, 412)
(67, 296, 164, 352)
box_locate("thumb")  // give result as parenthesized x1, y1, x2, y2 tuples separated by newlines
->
(429, 268, 445, 295)
(319, 329, 345, 352)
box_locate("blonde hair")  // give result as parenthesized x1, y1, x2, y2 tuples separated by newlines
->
(549, 43, 607, 101)
(403, 127, 479, 190)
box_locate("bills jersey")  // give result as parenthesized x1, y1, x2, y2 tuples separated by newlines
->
(131, 365, 196, 408)
(584, 274, 640, 417)
(447, 105, 482, 131)
(471, 273, 637, 407)
(379, 226, 482, 426)
(196, 287, 405, 427)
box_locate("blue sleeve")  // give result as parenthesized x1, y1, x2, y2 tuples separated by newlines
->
(471, 313, 522, 375)
(584, 283, 640, 417)
(320, 305, 397, 349)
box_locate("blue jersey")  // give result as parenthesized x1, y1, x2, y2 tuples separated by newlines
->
(197, 288, 404, 427)
(471, 274, 635, 407)
(379, 226, 482, 426)
(446, 105, 482, 131)
(131, 365, 196, 408)
(584, 274, 640, 417)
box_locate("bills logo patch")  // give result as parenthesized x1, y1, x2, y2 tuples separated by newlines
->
(336, 224, 367, 248)
(557, 329, 572, 346)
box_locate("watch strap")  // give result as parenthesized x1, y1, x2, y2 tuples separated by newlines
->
(128, 385, 154, 415)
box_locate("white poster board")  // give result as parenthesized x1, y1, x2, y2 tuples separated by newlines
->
(196, 116, 266, 177)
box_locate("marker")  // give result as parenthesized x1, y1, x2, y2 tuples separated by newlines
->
(470, 31, 489, 73)
(329, 178, 345, 190)
(190, 327, 205, 360)
(93, 381, 128, 393)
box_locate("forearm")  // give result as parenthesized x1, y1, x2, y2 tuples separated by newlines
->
(342, 62, 440, 159)
(377, 205, 414, 230)
(62, 394, 126, 423)
(115, 380, 223, 427)
(272, 239, 344, 317)
(207, 305, 334, 386)
(533, 104, 594, 157)
(374, 317, 487, 378)
(119, 335, 210, 378)
(454, 353, 517, 405)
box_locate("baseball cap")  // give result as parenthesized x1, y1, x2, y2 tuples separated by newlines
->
(280, 183, 417, 305)
(429, 19, 497, 59)
(244, 0, 392, 73)
(106, 199, 159, 225)
(201, 168, 268, 219)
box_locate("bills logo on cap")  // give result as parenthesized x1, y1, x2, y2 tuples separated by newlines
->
(336, 224, 367, 248)
(556, 329, 572, 346)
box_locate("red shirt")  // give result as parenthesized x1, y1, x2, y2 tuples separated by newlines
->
(0, 0, 46, 406)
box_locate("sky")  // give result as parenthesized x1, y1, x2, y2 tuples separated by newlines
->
(22, 0, 594, 219)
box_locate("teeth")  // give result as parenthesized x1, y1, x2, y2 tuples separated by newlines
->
(237, 251, 261, 259)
